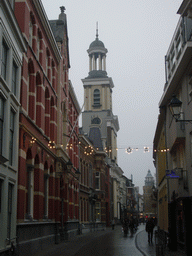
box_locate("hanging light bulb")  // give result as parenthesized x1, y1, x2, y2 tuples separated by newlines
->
(126, 147, 132, 154)
(144, 147, 149, 153)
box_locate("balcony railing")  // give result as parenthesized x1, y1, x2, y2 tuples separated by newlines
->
(164, 16, 192, 90)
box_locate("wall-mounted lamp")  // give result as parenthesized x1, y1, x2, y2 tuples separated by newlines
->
(169, 95, 192, 123)
(29, 137, 36, 148)
(66, 159, 73, 172)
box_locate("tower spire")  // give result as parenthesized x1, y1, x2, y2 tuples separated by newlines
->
(96, 22, 98, 39)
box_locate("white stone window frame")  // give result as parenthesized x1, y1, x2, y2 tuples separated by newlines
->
(93, 89, 100, 106)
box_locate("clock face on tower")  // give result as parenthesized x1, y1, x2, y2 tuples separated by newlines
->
(91, 117, 101, 125)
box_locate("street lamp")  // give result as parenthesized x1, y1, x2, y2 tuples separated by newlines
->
(169, 95, 192, 123)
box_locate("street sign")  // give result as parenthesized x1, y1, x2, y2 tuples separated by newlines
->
(166, 170, 180, 179)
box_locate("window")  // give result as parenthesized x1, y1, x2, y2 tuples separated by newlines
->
(12, 62, 17, 95)
(0, 96, 5, 155)
(8, 0, 15, 9)
(1, 40, 8, 80)
(27, 165, 34, 219)
(91, 117, 101, 124)
(188, 76, 192, 102)
(0, 179, 3, 213)
(95, 171, 100, 190)
(29, 21, 33, 47)
(93, 89, 100, 106)
(89, 164, 93, 188)
(7, 183, 13, 240)
(95, 202, 101, 222)
(44, 174, 49, 219)
(36, 34, 40, 61)
(9, 109, 15, 165)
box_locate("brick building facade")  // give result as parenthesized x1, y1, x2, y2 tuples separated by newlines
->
(14, 1, 80, 254)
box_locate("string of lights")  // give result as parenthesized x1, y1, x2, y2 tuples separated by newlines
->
(28, 135, 168, 155)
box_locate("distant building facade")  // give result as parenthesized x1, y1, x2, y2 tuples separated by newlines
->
(143, 170, 156, 218)
(14, 2, 81, 254)
(15, 1, 62, 254)
(79, 129, 110, 230)
(153, 1, 192, 254)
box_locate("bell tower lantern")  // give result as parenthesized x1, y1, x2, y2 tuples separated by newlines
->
(88, 23, 108, 76)
(82, 26, 119, 163)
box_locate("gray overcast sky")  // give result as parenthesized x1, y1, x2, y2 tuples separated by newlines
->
(42, 0, 182, 193)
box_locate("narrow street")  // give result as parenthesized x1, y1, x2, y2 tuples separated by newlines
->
(33, 224, 156, 256)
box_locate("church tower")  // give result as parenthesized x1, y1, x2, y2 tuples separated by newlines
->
(82, 27, 119, 163)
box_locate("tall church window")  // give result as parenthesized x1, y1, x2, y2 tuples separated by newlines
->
(93, 89, 100, 106)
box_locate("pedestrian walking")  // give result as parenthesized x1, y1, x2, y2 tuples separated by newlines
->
(129, 218, 134, 237)
(145, 217, 155, 244)
(122, 218, 129, 236)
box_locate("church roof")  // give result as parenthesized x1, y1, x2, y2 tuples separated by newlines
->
(89, 24, 105, 50)
(89, 37, 105, 49)
(146, 170, 153, 178)
(89, 127, 103, 151)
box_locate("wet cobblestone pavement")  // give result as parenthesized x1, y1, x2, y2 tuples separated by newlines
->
(74, 225, 144, 256)
(33, 224, 156, 256)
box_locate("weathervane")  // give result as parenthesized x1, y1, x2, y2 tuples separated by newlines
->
(60, 6, 66, 13)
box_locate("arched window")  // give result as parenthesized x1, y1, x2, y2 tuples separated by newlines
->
(44, 161, 49, 219)
(29, 12, 35, 49)
(50, 96, 55, 141)
(34, 154, 40, 220)
(28, 60, 35, 120)
(37, 29, 42, 61)
(46, 48, 50, 79)
(45, 88, 50, 137)
(36, 72, 42, 128)
(52, 60, 55, 89)
(29, 21, 33, 47)
(93, 89, 100, 106)
(26, 148, 34, 220)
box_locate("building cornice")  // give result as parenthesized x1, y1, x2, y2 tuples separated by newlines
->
(33, 0, 61, 63)
(2, 0, 27, 53)
(82, 77, 114, 88)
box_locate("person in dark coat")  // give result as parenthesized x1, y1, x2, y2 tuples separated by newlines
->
(145, 218, 155, 243)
